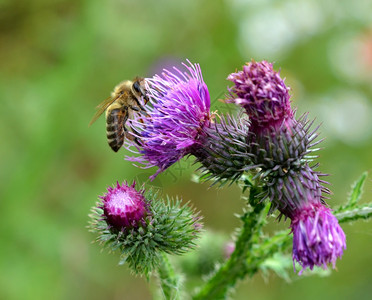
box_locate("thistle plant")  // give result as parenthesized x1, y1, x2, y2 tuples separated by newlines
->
(227, 61, 346, 272)
(89, 60, 372, 299)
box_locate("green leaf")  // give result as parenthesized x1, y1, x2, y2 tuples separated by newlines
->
(260, 253, 292, 283)
(347, 172, 368, 207)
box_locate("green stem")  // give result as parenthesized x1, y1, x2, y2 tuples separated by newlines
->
(246, 230, 292, 275)
(193, 186, 267, 300)
(157, 253, 182, 300)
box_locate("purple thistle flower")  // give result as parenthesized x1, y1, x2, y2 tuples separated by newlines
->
(126, 60, 211, 179)
(291, 202, 346, 273)
(227, 60, 293, 133)
(100, 181, 148, 230)
(267, 164, 346, 272)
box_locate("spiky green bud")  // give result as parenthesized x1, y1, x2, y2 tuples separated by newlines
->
(89, 183, 202, 276)
(191, 115, 251, 185)
(246, 114, 322, 179)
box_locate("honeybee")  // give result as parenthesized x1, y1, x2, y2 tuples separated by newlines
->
(89, 77, 148, 152)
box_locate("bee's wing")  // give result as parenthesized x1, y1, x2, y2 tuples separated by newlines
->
(89, 96, 116, 126)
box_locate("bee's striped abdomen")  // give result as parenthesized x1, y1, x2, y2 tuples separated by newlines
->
(106, 108, 127, 152)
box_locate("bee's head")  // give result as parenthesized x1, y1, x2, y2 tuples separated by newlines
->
(132, 77, 148, 102)
(132, 77, 146, 97)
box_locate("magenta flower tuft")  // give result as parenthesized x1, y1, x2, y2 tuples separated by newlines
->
(100, 181, 148, 230)
(126, 60, 211, 179)
(267, 165, 346, 272)
(291, 202, 346, 273)
(227, 60, 293, 131)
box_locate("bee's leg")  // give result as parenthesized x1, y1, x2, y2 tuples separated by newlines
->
(129, 105, 150, 121)
(143, 94, 149, 105)
(130, 126, 141, 139)
(122, 110, 129, 123)
(137, 102, 148, 112)
(129, 104, 148, 114)
(123, 124, 142, 146)
(131, 96, 148, 113)
(121, 106, 136, 144)
(129, 105, 140, 112)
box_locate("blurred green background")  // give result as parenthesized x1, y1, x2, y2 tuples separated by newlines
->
(1, 0, 372, 299)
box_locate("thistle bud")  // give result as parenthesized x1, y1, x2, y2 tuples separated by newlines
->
(191, 115, 252, 184)
(89, 181, 202, 276)
(101, 181, 148, 230)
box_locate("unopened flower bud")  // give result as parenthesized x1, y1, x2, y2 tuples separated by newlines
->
(89, 181, 202, 275)
(101, 181, 148, 230)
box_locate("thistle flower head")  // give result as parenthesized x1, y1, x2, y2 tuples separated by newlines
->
(191, 114, 251, 184)
(100, 181, 148, 230)
(291, 202, 346, 273)
(127, 60, 211, 179)
(265, 164, 345, 273)
(227, 60, 292, 131)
